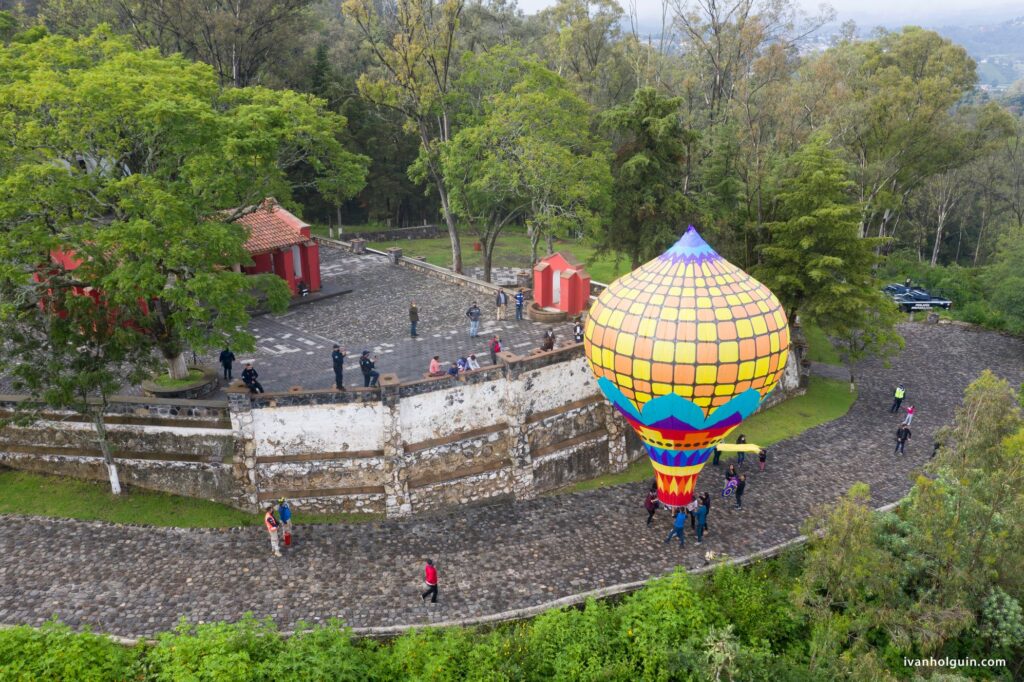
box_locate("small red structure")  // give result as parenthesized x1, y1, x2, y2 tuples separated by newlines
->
(235, 198, 321, 295)
(533, 252, 591, 316)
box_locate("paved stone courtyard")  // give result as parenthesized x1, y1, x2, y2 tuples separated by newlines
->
(206, 246, 564, 391)
(1, 322, 1022, 638)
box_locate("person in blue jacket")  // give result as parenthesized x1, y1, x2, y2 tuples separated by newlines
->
(695, 500, 708, 544)
(514, 289, 526, 320)
(664, 508, 687, 547)
(277, 498, 292, 539)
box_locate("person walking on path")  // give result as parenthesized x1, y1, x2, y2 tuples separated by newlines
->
(895, 425, 911, 455)
(467, 302, 482, 337)
(541, 329, 555, 352)
(263, 506, 281, 557)
(277, 498, 292, 546)
(514, 289, 525, 320)
(694, 500, 708, 545)
(495, 289, 509, 321)
(664, 508, 687, 547)
(573, 318, 584, 343)
(902, 405, 915, 426)
(409, 302, 419, 338)
(489, 336, 502, 365)
(241, 363, 264, 394)
(331, 344, 346, 390)
(644, 487, 660, 526)
(890, 384, 906, 413)
(734, 475, 746, 510)
(219, 348, 235, 381)
(360, 351, 379, 387)
(758, 449, 767, 472)
(421, 559, 439, 603)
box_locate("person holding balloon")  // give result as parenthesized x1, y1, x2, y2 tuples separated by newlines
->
(664, 508, 688, 547)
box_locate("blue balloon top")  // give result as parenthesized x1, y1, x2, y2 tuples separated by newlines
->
(659, 226, 721, 265)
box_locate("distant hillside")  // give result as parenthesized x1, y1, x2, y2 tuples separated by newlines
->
(937, 16, 1024, 85)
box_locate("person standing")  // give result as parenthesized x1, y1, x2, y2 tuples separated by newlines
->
(514, 289, 525, 321)
(902, 405, 915, 426)
(572, 318, 584, 343)
(495, 289, 508, 321)
(466, 302, 482, 337)
(421, 559, 438, 603)
(541, 329, 555, 351)
(241, 363, 264, 394)
(735, 433, 747, 466)
(360, 351, 379, 387)
(734, 475, 746, 510)
(664, 508, 687, 547)
(489, 335, 502, 365)
(277, 498, 292, 546)
(895, 425, 911, 455)
(264, 506, 281, 557)
(219, 347, 235, 380)
(700, 492, 712, 532)
(712, 446, 722, 467)
(758, 449, 767, 472)
(695, 500, 708, 545)
(644, 486, 659, 526)
(331, 344, 346, 390)
(890, 384, 906, 413)
(409, 302, 419, 338)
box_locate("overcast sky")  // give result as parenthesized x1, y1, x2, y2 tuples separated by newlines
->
(512, 0, 1023, 28)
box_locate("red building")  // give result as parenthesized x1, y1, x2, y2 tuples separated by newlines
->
(533, 252, 591, 316)
(236, 198, 321, 295)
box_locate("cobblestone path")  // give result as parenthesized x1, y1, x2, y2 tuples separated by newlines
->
(2, 323, 1021, 637)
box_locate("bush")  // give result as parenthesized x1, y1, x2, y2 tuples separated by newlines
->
(0, 620, 141, 681)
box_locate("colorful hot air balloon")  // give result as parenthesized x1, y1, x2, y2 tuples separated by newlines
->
(583, 226, 790, 507)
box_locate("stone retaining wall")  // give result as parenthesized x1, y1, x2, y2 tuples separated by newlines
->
(337, 224, 439, 242)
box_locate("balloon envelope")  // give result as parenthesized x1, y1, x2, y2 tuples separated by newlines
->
(583, 227, 789, 506)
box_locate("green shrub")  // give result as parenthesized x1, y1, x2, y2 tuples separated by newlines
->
(701, 563, 803, 650)
(0, 620, 141, 681)
(524, 599, 632, 681)
(147, 615, 281, 681)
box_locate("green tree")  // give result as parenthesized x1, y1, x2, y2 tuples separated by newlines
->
(599, 86, 697, 268)
(981, 228, 1024, 333)
(437, 49, 611, 280)
(0, 30, 368, 380)
(756, 134, 902, 379)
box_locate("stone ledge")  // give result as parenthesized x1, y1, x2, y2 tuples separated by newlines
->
(403, 422, 508, 454)
(256, 485, 386, 502)
(406, 458, 508, 490)
(525, 395, 604, 424)
(256, 450, 384, 464)
(0, 410, 230, 430)
(531, 428, 608, 460)
(0, 445, 214, 464)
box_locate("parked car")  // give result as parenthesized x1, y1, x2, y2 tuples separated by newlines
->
(883, 283, 953, 312)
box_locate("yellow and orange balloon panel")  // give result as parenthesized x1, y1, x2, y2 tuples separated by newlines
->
(584, 226, 789, 507)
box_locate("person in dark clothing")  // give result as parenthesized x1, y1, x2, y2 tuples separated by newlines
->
(421, 559, 438, 603)
(573, 318, 584, 343)
(700, 492, 712, 532)
(695, 501, 708, 544)
(331, 344, 346, 390)
(467, 303, 482, 337)
(644, 488, 659, 525)
(712, 446, 721, 466)
(409, 302, 419, 338)
(734, 475, 746, 509)
(664, 508, 687, 546)
(895, 425, 911, 454)
(932, 441, 941, 459)
(296, 280, 310, 297)
(890, 384, 906, 413)
(514, 289, 526, 320)
(735, 433, 747, 465)
(359, 351, 379, 387)
(495, 289, 509, 321)
(241, 363, 264, 394)
(446, 361, 459, 377)
(219, 348, 235, 380)
(725, 464, 738, 481)
(541, 329, 555, 351)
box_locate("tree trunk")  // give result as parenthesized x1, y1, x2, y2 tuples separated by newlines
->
(545, 233, 554, 256)
(166, 352, 189, 380)
(930, 213, 947, 267)
(92, 410, 122, 495)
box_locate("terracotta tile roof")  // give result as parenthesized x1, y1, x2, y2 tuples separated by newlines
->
(233, 198, 311, 255)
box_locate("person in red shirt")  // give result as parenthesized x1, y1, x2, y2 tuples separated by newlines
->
(421, 559, 438, 603)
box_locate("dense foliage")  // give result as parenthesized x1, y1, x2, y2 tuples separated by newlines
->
(0, 374, 1020, 680)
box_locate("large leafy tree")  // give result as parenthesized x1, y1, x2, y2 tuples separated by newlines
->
(599, 86, 697, 269)
(437, 49, 611, 280)
(0, 30, 368, 381)
(756, 134, 902, 379)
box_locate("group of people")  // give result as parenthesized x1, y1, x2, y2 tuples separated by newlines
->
(650, 486, 715, 547)
(262, 499, 293, 558)
(428, 353, 482, 377)
(890, 383, 915, 455)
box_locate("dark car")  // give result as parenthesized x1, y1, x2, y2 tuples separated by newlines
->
(883, 283, 952, 312)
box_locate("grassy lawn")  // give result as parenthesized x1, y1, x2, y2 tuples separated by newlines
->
(565, 376, 856, 493)
(151, 368, 205, 388)
(0, 469, 383, 528)
(801, 322, 841, 365)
